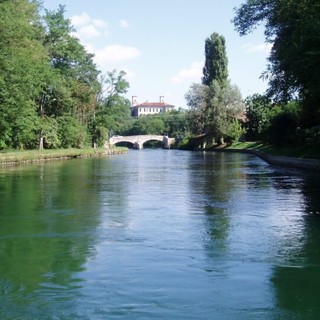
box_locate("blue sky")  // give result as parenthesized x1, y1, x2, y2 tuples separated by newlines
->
(42, 0, 271, 107)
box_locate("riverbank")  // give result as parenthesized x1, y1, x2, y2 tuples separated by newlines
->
(0, 147, 128, 166)
(213, 142, 320, 171)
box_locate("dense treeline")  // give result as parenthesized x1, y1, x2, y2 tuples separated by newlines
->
(233, 0, 320, 147)
(2, 0, 319, 151)
(182, 0, 320, 149)
(0, 0, 131, 150)
(0, 0, 191, 151)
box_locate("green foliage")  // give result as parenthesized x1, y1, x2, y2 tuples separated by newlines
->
(43, 5, 100, 118)
(93, 70, 132, 145)
(57, 115, 88, 148)
(206, 81, 244, 142)
(185, 84, 209, 135)
(226, 120, 246, 143)
(297, 127, 320, 145)
(202, 33, 228, 87)
(97, 96, 132, 135)
(245, 94, 272, 140)
(185, 32, 244, 146)
(95, 126, 108, 148)
(233, 0, 320, 126)
(42, 117, 60, 149)
(127, 116, 166, 135)
(162, 109, 189, 137)
(0, 0, 51, 149)
(124, 110, 189, 140)
(264, 101, 301, 146)
(0, 1, 105, 150)
(186, 80, 244, 144)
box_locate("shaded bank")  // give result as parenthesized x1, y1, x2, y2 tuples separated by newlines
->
(181, 136, 320, 171)
(213, 148, 320, 172)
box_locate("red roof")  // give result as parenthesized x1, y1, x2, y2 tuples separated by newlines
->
(132, 102, 174, 108)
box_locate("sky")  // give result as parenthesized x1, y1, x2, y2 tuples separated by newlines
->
(42, 0, 271, 108)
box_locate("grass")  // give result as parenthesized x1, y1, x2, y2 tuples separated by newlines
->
(0, 147, 127, 165)
(227, 141, 320, 160)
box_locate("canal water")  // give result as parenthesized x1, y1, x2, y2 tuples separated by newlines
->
(1, 149, 320, 319)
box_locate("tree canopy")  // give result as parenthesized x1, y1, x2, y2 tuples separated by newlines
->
(0, 1, 133, 150)
(186, 32, 244, 145)
(233, 0, 320, 126)
(202, 33, 228, 87)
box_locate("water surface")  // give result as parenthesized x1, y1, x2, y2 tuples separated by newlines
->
(1, 150, 320, 319)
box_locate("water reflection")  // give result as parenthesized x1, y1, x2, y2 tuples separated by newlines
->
(0, 159, 102, 318)
(0, 151, 320, 319)
(271, 170, 320, 320)
(188, 151, 320, 318)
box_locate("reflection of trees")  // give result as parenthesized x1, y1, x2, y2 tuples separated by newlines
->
(0, 159, 102, 315)
(188, 152, 251, 249)
(271, 171, 320, 320)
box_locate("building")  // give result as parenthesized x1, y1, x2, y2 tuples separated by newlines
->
(130, 96, 174, 117)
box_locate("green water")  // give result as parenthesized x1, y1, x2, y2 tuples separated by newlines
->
(0, 150, 320, 319)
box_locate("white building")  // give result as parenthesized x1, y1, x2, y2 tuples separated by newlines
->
(130, 96, 174, 117)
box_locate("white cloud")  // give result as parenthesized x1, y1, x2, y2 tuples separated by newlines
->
(71, 12, 109, 40)
(170, 61, 203, 84)
(95, 44, 141, 64)
(243, 43, 273, 53)
(120, 19, 130, 28)
(93, 19, 107, 28)
(71, 12, 91, 27)
(79, 25, 100, 38)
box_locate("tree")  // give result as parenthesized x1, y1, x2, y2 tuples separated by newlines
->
(202, 33, 228, 87)
(43, 5, 100, 117)
(205, 80, 244, 143)
(186, 32, 244, 145)
(185, 83, 210, 135)
(162, 109, 189, 138)
(127, 116, 166, 136)
(245, 94, 272, 140)
(0, 0, 51, 149)
(42, 5, 101, 148)
(92, 70, 131, 145)
(233, 0, 320, 126)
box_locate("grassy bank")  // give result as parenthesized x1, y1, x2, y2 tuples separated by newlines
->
(0, 147, 127, 166)
(225, 142, 320, 160)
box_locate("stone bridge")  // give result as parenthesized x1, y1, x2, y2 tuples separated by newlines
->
(107, 135, 175, 150)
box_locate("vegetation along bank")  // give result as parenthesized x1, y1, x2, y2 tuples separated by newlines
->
(0, 1, 319, 170)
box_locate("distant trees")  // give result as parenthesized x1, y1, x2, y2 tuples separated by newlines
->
(126, 109, 189, 140)
(186, 32, 244, 145)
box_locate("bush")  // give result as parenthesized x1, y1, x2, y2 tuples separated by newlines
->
(96, 126, 108, 147)
(226, 120, 246, 143)
(57, 115, 88, 148)
(297, 126, 320, 145)
(267, 112, 298, 146)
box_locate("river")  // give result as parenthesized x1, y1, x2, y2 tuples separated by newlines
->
(0, 149, 320, 319)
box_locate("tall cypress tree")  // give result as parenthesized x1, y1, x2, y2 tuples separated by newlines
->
(202, 32, 228, 87)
